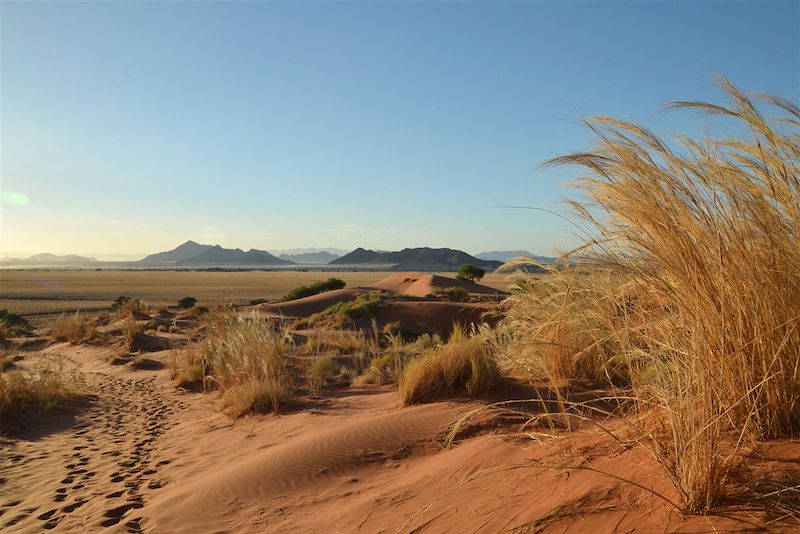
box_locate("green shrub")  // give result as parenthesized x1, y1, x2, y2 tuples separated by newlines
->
(328, 293, 383, 322)
(111, 296, 131, 311)
(431, 287, 469, 302)
(456, 264, 485, 283)
(307, 355, 339, 394)
(0, 309, 33, 337)
(178, 296, 197, 309)
(281, 278, 346, 301)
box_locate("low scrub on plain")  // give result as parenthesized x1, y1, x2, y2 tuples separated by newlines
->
(281, 278, 346, 302)
(399, 328, 497, 405)
(504, 80, 800, 512)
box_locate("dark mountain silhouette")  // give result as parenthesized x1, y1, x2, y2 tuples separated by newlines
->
(139, 241, 215, 264)
(174, 245, 292, 266)
(329, 247, 502, 271)
(138, 241, 291, 266)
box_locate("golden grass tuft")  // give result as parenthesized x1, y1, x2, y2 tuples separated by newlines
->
(399, 328, 497, 405)
(0, 356, 76, 425)
(505, 79, 800, 512)
(199, 315, 294, 415)
(306, 355, 338, 395)
(50, 312, 102, 344)
(121, 315, 144, 352)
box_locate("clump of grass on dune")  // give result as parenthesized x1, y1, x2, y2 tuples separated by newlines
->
(306, 355, 339, 395)
(0, 357, 76, 426)
(0, 310, 34, 338)
(121, 315, 145, 352)
(399, 325, 497, 405)
(501, 267, 631, 384)
(171, 344, 207, 390)
(194, 315, 294, 416)
(113, 297, 150, 319)
(50, 312, 102, 344)
(505, 79, 800, 512)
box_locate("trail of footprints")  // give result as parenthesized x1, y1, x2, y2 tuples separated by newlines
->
(1, 369, 189, 531)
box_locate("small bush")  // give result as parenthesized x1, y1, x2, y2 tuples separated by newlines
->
(178, 296, 197, 309)
(0, 309, 33, 337)
(431, 287, 469, 302)
(282, 278, 346, 302)
(456, 264, 485, 283)
(399, 335, 497, 405)
(307, 355, 338, 394)
(111, 296, 131, 311)
(328, 293, 384, 322)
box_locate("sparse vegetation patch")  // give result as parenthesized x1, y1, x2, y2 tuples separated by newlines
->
(281, 278, 346, 302)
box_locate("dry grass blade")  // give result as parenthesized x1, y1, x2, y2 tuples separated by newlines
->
(504, 80, 799, 512)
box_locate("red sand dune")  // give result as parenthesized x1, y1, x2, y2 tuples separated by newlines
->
(251, 288, 366, 318)
(369, 272, 508, 298)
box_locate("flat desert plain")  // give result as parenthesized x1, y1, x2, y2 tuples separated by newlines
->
(0, 270, 516, 318)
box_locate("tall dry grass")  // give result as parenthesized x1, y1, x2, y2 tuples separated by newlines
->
(0, 356, 76, 427)
(50, 312, 101, 344)
(192, 315, 294, 416)
(504, 79, 800, 512)
(399, 325, 497, 405)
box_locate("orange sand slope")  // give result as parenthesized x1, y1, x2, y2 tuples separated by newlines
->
(251, 288, 367, 318)
(2, 343, 797, 533)
(370, 272, 509, 297)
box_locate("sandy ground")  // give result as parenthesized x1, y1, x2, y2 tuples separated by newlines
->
(3, 340, 798, 533)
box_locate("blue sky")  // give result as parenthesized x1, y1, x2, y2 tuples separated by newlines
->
(2, 0, 798, 259)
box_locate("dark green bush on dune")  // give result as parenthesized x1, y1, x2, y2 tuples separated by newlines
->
(281, 278, 346, 302)
(0, 309, 33, 337)
(178, 296, 197, 309)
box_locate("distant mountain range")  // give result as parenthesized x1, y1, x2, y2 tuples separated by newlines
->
(330, 247, 502, 271)
(140, 241, 290, 266)
(0, 253, 100, 266)
(3, 243, 552, 271)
